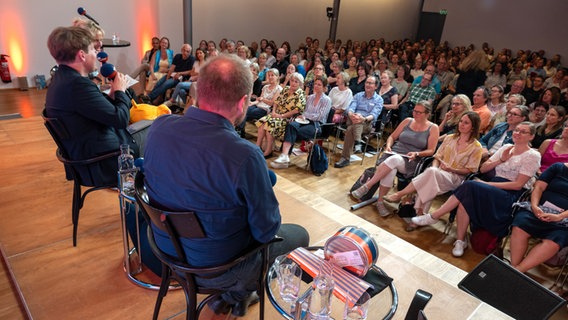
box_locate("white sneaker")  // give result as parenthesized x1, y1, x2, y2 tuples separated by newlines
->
(270, 154, 289, 169)
(452, 240, 467, 257)
(163, 100, 173, 107)
(354, 144, 362, 154)
(376, 202, 391, 217)
(411, 213, 439, 226)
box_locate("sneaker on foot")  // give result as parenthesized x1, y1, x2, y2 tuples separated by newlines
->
(411, 213, 439, 226)
(164, 100, 173, 107)
(351, 184, 369, 199)
(334, 158, 350, 168)
(376, 201, 391, 217)
(354, 143, 363, 154)
(452, 240, 467, 257)
(270, 154, 290, 169)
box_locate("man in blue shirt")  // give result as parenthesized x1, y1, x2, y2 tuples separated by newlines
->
(143, 55, 309, 317)
(335, 75, 383, 168)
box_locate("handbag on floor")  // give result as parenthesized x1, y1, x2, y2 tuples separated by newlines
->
(350, 167, 381, 201)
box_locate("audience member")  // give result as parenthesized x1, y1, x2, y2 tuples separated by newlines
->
(130, 36, 160, 91)
(532, 105, 566, 148)
(163, 47, 205, 109)
(334, 75, 383, 168)
(543, 69, 565, 89)
(438, 94, 472, 140)
(398, 73, 437, 120)
(412, 64, 442, 94)
(145, 37, 173, 93)
(479, 105, 529, 159)
(256, 73, 306, 158)
(455, 50, 489, 101)
(143, 54, 309, 317)
(350, 101, 439, 216)
(349, 62, 371, 95)
(484, 62, 507, 88)
(528, 101, 549, 126)
(392, 65, 410, 100)
(510, 162, 568, 273)
(471, 87, 493, 133)
(271, 76, 332, 169)
(522, 75, 545, 106)
(412, 122, 540, 257)
(329, 71, 353, 123)
(272, 48, 290, 82)
(538, 124, 568, 173)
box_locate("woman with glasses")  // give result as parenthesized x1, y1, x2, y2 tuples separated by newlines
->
(479, 105, 529, 160)
(412, 122, 541, 257)
(304, 63, 325, 96)
(487, 85, 506, 116)
(438, 94, 472, 141)
(351, 101, 439, 217)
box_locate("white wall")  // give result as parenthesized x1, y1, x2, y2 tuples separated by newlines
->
(423, 0, 568, 60)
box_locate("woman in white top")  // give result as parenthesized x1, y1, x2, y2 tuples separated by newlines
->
(328, 71, 353, 123)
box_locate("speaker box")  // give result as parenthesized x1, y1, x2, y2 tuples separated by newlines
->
(458, 254, 566, 320)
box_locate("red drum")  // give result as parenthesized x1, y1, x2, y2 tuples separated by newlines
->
(324, 226, 379, 277)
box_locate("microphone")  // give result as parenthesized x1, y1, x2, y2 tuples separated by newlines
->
(100, 63, 117, 80)
(77, 7, 100, 26)
(96, 51, 108, 64)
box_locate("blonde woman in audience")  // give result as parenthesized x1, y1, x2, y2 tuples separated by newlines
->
(329, 72, 353, 123)
(146, 37, 173, 93)
(493, 93, 526, 126)
(258, 53, 269, 83)
(410, 57, 424, 79)
(237, 45, 251, 67)
(438, 94, 472, 140)
(378, 70, 399, 111)
(256, 73, 306, 157)
(538, 124, 568, 173)
(384, 112, 483, 217)
(346, 56, 358, 79)
(412, 121, 540, 257)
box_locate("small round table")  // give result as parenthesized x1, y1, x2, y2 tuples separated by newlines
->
(266, 255, 398, 319)
(102, 39, 131, 48)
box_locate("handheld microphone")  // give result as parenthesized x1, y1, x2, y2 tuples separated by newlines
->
(77, 7, 100, 26)
(100, 63, 117, 80)
(96, 51, 108, 64)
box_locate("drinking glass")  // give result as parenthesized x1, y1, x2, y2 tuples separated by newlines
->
(344, 291, 370, 320)
(277, 262, 303, 303)
(308, 274, 335, 320)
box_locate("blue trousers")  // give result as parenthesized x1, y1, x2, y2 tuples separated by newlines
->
(148, 77, 178, 100)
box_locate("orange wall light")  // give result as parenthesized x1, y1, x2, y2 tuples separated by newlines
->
(1, 9, 27, 75)
(134, 3, 158, 60)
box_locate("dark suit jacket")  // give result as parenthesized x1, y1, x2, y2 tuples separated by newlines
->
(45, 64, 139, 186)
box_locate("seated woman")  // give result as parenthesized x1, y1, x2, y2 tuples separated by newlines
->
(328, 72, 353, 124)
(528, 101, 549, 126)
(350, 101, 439, 217)
(384, 112, 483, 216)
(256, 72, 306, 158)
(146, 37, 173, 93)
(349, 62, 371, 95)
(281, 63, 296, 87)
(305, 63, 325, 96)
(510, 162, 568, 273)
(237, 68, 282, 141)
(271, 76, 332, 169)
(538, 124, 568, 173)
(532, 105, 566, 148)
(438, 94, 472, 140)
(377, 70, 399, 119)
(492, 93, 526, 126)
(412, 122, 541, 257)
(479, 105, 529, 159)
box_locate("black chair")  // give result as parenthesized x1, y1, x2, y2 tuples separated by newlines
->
(42, 109, 119, 246)
(134, 172, 281, 320)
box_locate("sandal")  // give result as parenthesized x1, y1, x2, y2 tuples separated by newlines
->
(351, 184, 369, 200)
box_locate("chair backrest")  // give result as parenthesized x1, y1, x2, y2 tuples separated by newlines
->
(134, 172, 206, 262)
(319, 108, 336, 139)
(42, 108, 72, 159)
(459, 254, 566, 320)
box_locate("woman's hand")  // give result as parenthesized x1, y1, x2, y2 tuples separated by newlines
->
(539, 212, 563, 223)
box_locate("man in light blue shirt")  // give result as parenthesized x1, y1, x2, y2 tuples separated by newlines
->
(335, 75, 383, 168)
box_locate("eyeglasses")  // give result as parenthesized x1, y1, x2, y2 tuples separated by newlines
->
(413, 109, 427, 114)
(506, 112, 522, 117)
(365, 81, 377, 85)
(451, 102, 462, 106)
(513, 128, 531, 134)
(314, 67, 324, 70)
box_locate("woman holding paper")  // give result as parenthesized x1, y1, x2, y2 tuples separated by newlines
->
(350, 101, 439, 216)
(383, 112, 483, 215)
(509, 162, 568, 273)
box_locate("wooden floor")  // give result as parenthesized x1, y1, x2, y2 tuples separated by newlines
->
(0, 88, 566, 319)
